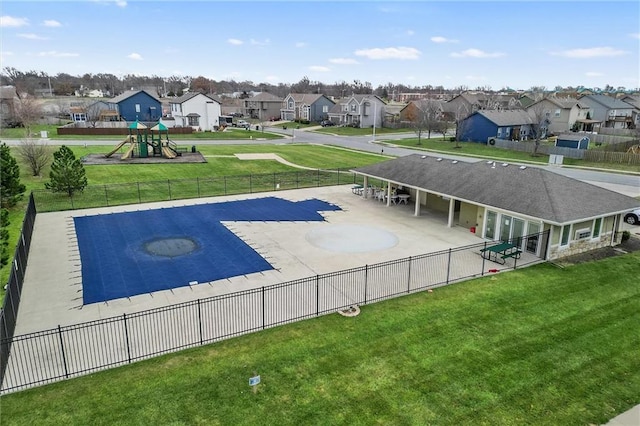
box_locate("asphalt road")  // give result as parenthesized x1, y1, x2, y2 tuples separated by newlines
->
(3, 126, 639, 196)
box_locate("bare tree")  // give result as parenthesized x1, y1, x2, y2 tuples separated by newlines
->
(13, 94, 43, 137)
(527, 102, 551, 156)
(409, 99, 441, 144)
(17, 139, 52, 177)
(453, 103, 472, 147)
(433, 120, 450, 141)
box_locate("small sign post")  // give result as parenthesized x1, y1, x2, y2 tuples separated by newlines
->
(249, 374, 260, 394)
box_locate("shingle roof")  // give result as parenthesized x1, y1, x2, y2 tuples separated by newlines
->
(171, 92, 220, 104)
(289, 93, 326, 104)
(352, 154, 640, 224)
(249, 92, 282, 102)
(477, 109, 533, 126)
(581, 94, 635, 109)
(108, 90, 160, 104)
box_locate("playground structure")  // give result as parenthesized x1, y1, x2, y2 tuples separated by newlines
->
(105, 121, 183, 160)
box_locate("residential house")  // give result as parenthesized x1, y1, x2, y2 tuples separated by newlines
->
(352, 154, 640, 260)
(326, 94, 385, 128)
(220, 97, 244, 117)
(399, 99, 446, 124)
(280, 93, 335, 123)
(244, 92, 283, 121)
(0, 86, 18, 127)
(577, 94, 636, 129)
(525, 98, 593, 134)
(444, 92, 522, 120)
(619, 95, 640, 129)
(382, 101, 408, 127)
(458, 110, 534, 143)
(107, 90, 162, 122)
(170, 92, 222, 131)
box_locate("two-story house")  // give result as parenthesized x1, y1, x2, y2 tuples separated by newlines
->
(525, 98, 592, 134)
(170, 92, 222, 131)
(458, 110, 534, 143)
(326, 95, 386, 128)
(107, 90, 162, 122)
(577, 94, 636, 130)
(244, 92, 283, 121)
(280, 93, 335, 123)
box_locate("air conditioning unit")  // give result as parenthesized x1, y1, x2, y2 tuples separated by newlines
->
(575, 228, 591, 240)
(488, 137, 497, 146)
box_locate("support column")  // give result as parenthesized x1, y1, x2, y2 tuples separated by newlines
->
(447, 197, 455, 228)
(414, 190, 421, 216)
(363, 176, 369, 199)
(386, 182, 392, 206)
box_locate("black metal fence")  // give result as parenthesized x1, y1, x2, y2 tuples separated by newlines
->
(31, 168, 360, 213)
(0, 194, 37, 388)
(1, 231, 548, 394)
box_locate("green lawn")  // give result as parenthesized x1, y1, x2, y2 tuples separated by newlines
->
(1, 252, 638, 425)
(314, 126, 414, 136)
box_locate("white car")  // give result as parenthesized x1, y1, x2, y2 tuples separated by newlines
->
(624, 208, 640, 225)
(235, 120, 250, 129)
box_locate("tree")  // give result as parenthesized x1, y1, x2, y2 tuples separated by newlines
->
(527, 101, 551, 156)
(410, 99, 441, 144)
(45, 146, 88, 197)
(17, 139, 51, 177)
(0, 208, 9, 267)
(0, 142, 26, 208)
(13, 94, 43, 137)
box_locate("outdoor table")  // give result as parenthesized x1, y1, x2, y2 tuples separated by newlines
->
(398, 194, 410, 204)
(480, 242, 521, 264)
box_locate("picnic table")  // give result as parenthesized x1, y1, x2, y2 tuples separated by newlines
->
(480, 242, 522, 264)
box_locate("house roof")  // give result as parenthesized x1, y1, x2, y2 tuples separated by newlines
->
(580, 94, 635, 110)
(352, 154, 640, 225)
(287, 93, 329, 104)
(476, 109, 534, 126)
(349, 94, 387, 105)
(540, 98, 590, 110)
(170, 92, 221, 104)
(249, 92, 282, 102)
(109, 90, 160, 104)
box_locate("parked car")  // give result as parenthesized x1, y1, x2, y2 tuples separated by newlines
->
(235, 119, 250, 129)
(624, 208, 640, 225)
(320, 120, 335, 127)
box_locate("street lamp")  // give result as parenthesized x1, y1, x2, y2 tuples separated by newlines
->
(372, 101, 377, 143)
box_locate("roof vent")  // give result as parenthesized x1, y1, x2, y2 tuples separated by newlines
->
(486, 160, 492, 164)
(519, 165, 527, 170)
(421, 155, 426, 159)
(452, 160, 458, 164)
(436, 157, 442, 161)
(502, 163, 508, 167)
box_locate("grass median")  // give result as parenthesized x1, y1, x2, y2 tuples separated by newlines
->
(1, 252, 638, 425)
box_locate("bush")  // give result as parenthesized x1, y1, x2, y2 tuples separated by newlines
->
(449, 137, 456, 142)
(621, 230, 631, 242)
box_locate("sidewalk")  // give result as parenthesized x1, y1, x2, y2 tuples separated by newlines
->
(604, 404, 640, 425)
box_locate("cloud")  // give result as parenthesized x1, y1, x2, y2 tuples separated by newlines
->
(450, 48, 505, 58)
(431, 36, 458, 43)
(354, 46, 421, 60)
(38, 51, 79, 57)
(92, 0, 127, 7)
(250, 38, 270, 46)
(585, 71, 604, 77)
(1, 16, 29, 27)
(127, 53, 143, 60)
(295, 42, 307, 48)
(630, 33, 640, 39)
(309, 65, 330, 72)
(227, 38, 243, 45)
(550, 46, 627, 58)
(329, 58, 358, 65)
(43, 20, 62, 27)
(406, 30, 415, 36)
(18, 33, 49, 40)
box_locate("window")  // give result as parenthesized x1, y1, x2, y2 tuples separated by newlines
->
(485, 211, 497, 240)
(560, 224, 571, 246)
(593, 218, 602, 238)
(322, 105, 328, 113)
(135, 104, 141, 113)
(526, 222, 540, 254)
(288, 101, 294, 109)
(188, 116, 199, 126)
(554, 109, 561, 117)
(350, 104, 357, 112)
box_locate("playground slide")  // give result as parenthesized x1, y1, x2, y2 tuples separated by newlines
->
(121, 143, 136, 160)
(104, 139, 129, 158)
(162, 146, 177, 159)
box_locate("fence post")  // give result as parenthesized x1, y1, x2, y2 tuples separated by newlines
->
(481, 241, 487, 276)
(364, 264, 368, 304)
(337, 168, 341, 185)
(296, 171, 299, 189)
(273, 172, 277, 191)
(446, 248, 452, 284)
(261, 287, 265, 330)
(123, 313, 131, 363)
(137, 182, 141, 204)
(104, 185, 109, 206)
(250, 175, 253, 193)
(70, 193, 74, 210)
(407, 256, 412, 293)
(197, 299, 203, 345)
(56, 325, 69, 378)
(196, 177, 201, 198)
(168, 179, 172, 200)
(224, 176, 227, 195)
(316, 275, 319, 315)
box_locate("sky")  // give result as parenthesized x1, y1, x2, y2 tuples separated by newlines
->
(1, 0, 639, 91)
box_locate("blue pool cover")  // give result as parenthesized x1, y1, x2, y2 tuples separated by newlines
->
(74, 197, 341, 304)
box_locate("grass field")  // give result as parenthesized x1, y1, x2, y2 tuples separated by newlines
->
(1, 252, 638, 425)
